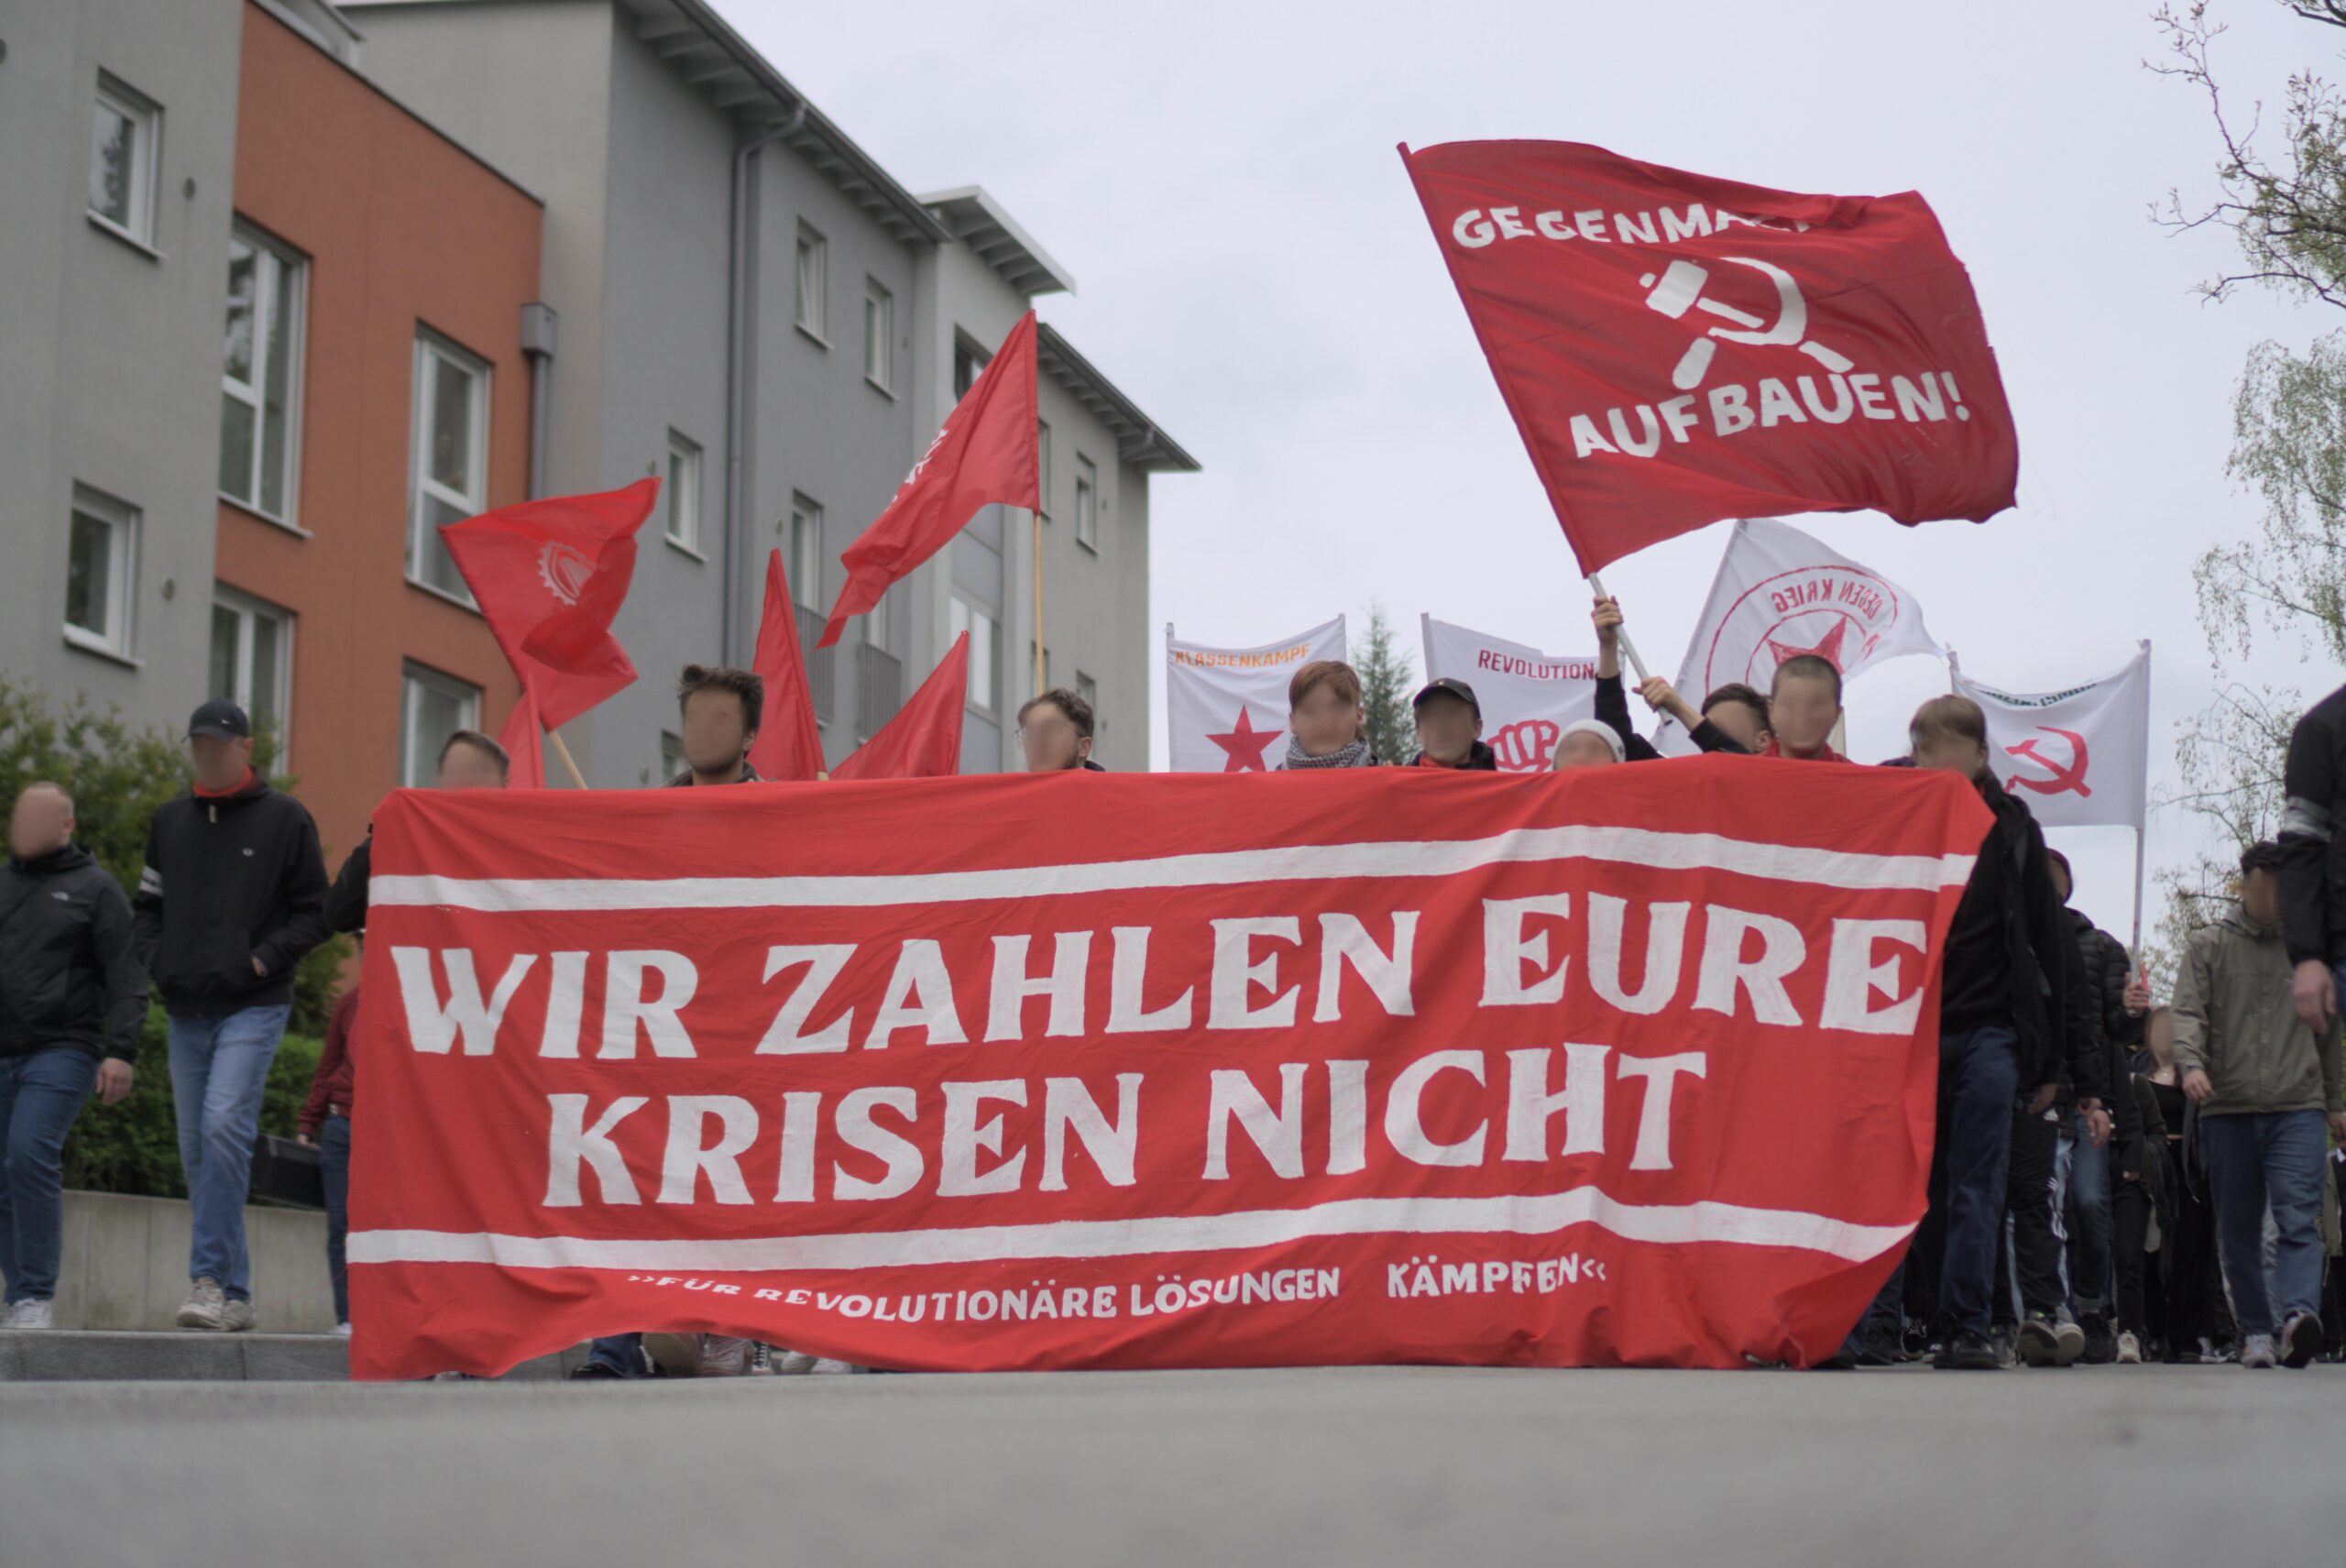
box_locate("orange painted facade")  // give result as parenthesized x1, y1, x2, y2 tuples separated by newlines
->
(215, 2, 541, 867)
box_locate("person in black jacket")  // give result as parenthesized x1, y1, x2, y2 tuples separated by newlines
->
(1, 784, 146, 1329)
(1408, 679, 1499, 771)
(323, 729, 510, 936)
(1909, 696, 2101, 1369)
(2280, 682, 2346, 1033)
(2046, 850, 2144, 1363)
(1587, 596, 1771, 759)
(133, 700, 328, 1333)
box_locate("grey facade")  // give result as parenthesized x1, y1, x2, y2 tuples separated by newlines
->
(343, 0, 1195, 778)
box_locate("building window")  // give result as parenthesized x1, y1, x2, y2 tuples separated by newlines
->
(89, 74, 159, 247)
(209, 588, 292, 756)
(400, 663, 480, 788)
(665, 430, 702, 555)
(949, 596, 998, 714)
(795, 224, 826, 341)
(660, 730, 685, 784)
(408, 328, 490, 600)
(1036, 420, 1052, 521)
(64, 484, 138, 659)
(1076, 670, 1097, 716)
(866, 587, 890, 650)
(954, 338, 989, 399)
(863, 279, 893, 392)
(787, 493, 824, 607)
(1075, 455, 1099, 552)
(219, 222, 305, 522)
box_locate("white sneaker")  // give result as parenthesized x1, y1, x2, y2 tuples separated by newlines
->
(2241, 1333, 2278, 1369)
(771, 1349, 819, 1376)
(5, 1299, 55, 1330)
(699, 1335, 751, 1377)
(220, 1298, 256, 1333)
(2116, 1331, 2142, 1365)
(333, 1321, 352, 1337)
(808, 1357, 860, 1375)
(176, 1277, 228, 1332)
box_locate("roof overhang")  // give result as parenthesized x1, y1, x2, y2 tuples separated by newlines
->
(1037, 323, 1200, 475)
(920, 186, 1076, 298)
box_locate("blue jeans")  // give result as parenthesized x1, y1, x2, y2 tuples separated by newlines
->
(586, 1332, 649, 1376)
(0, 1049, 99, 1304)
(2200, 1109, 2329, 1338)
(320, 1113, 351, 1325)
(2066, 1112, 2112, 1316)
(166, 1005, 291, 1301)
(1934, 1023, 2021, 1337)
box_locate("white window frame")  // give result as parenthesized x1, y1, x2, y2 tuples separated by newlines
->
(210, 587, 294, 760)
(949, 595, 998, 716)
(219, 220, 307, 526)
(664, 429, 703, 557)
(1075, 454, 1099, 553)
(795, 224, 827, 344)
(863, 278, 893, 393)
(407, 327, 491, 603)
(399, 662, 481, 789)
(660, 729, 685, 784)
(63, 483, 140, 662)
(866, 587, 891, 649)
(89, 73, 160, 248)
(787, 493, 824, 609)
(1076, 670, 1097, 715)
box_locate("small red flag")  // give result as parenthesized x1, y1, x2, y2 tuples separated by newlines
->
(497, 680, 547, 789)
(817, 313, 1039, 648)
(1400, 141, 2018, 575)
(438, 480, 652, 729)
(828, 633, 969, 780)
(746, 549, 827, 783)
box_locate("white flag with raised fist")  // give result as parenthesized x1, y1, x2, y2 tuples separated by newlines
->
(1949, 643, 2152, 830)
(1661, 518, 1942, 749)
(1420, 616, 1602, 773)
(1165, 616, 1347, 772)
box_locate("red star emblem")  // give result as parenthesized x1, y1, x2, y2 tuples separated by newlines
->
(1206, 704, 1280, 772)
(1765, 617, 1851, 671)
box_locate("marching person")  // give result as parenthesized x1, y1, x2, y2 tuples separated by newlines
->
(297, 971, 361, 1336)
(0, 784, 145, 1329)
(2282, 680, 2346, 1034)
(323, 729, 510, 935)
(1635, 663, 1824, 760)
(1550, 719, 1626, 771)
(2172, 839, 2346, 1369)
(1409, 679, 1496, 770)
(1907, 695, 2098, 1369)
(1588, 597, 1770, 758)
(1282, 661, 1377, 769)
(134, 700, 329, 1333)
(2047, 849, 2143, 1363)
(1017, 688, 1106, 773)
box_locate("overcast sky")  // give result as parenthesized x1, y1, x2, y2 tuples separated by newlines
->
(733, 0, 2341, 948)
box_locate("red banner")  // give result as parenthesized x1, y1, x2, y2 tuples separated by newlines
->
(347, 760, 1990, 1379)
(1401, 140, 2018, 574)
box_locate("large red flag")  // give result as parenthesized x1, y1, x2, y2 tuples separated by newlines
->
(438, 480, 652, 729)
(496, 680, 546, 789)
(817, 313, 1039, 648)
(747, 549, 827, 783)
(828, 633, 969, 780)
(1400, 141, 2018, 575)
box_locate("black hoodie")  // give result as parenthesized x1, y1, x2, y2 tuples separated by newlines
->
(132, 774, 328, 1017)
(0, 844, 147, 1061)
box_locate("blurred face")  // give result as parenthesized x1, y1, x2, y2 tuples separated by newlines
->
(1703, 700, 1770, 752)
(1551, 732, 1619, 771)
(7, 788, 72, 861)
(189, 734, 253, 793)
(1913, 731, 1988, 781)
(2242, 866, 2282, 927)
(1290, 684, 1363, 757)
(1412, 696, 1479, 764)
(681, 687, 753, 776)
(1768, 674, 1841, 755)
(436, 740, 507, 791)
(1019, 704, 1091, 773)
(2048, 860, 2074, 905)
(2146, 1010, 2173, 1068)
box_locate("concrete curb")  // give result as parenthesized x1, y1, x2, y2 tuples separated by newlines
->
(0, 1331, 586, 1383)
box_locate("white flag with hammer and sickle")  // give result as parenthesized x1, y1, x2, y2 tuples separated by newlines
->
(1948, 642, 2151, 830)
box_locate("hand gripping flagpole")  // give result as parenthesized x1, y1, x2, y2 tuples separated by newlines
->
(1584, 573, 1651, 683)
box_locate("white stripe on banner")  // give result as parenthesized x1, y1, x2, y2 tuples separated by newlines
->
(372, 824, 1974, 914)
(348, 1186, 1910, 1272)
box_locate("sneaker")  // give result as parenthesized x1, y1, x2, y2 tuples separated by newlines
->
(2240, 1333, 2278, 1368)
(698, 1335, 751, 1377)
(332, 1321, 352, 1337)
(808, 1356, 860, 1375)
(2116, 1331, 2143, 1365)
(219, 1298, 256, 1332)
(2017, 1312, 2069, 1366)
(771, 1348, 819, 1376)
(1853, 1330, 1902, 1367)
(175, 1277, 228, 1332)
(2281, 1312, 2326, 1369)
(1938, 1331, 2003, 1370)
(2080, 1313, 2117, 1365)
(5, 1299, 55, 1330)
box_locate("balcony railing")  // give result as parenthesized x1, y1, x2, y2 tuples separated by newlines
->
(794, 604, 835, 726)
(856, 641, 904, 740)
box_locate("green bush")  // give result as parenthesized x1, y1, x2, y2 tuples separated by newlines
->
(60, 1004, 324, 1199)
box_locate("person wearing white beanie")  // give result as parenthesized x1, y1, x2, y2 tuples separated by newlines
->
(1551, 718, 1626, 770)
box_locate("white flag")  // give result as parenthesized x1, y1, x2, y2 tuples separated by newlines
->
(1420, 616, 1602, 772)
(1665, 518, 1941, 744)
(1165, 616, 1347, 772)
(1949, 643, 2152, 830)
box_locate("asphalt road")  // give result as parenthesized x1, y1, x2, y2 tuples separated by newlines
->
(3, 1365, 2338, 1567)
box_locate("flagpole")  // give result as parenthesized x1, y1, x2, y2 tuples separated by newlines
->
(2131, 825, 2147, 957)
(1033, 510, 1046, 699)
(544, 728, 589, 790)
(1584, 573, 1650, 683)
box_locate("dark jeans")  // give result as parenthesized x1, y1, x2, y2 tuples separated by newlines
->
(2112, 1165, 2153, 1334)
(0, 1048, 99, 1304)
(320, 1113, 351, 1325)
(1995, 1102, 2067, 1324)
(586, 1332, 648, 1376)
(2201, 1109, 2329, 1338)
(1932, 1023, 2022, 1337)
(2066, 1115, 2113, 1317)
(2166, 1164, 2223, 1352)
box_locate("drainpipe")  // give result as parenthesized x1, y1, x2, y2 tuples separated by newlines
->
(724, 102, 805, 664)
(520, 302, 558, 499)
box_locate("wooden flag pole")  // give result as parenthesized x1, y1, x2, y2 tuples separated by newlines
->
(1584, 572, 1650, 683)
(544, 727, 589, 790)
(1033, 510, 1046, 699)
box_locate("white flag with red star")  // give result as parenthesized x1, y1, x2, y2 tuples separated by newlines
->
(1949, 643, 2151, 830)
(1165, 616, 1348, 773)
(1659, 517, 1941, 751)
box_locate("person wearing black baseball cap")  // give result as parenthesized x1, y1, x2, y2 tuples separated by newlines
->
(1409, 678, 1496, 771)
(132, 699, 327, 1333)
